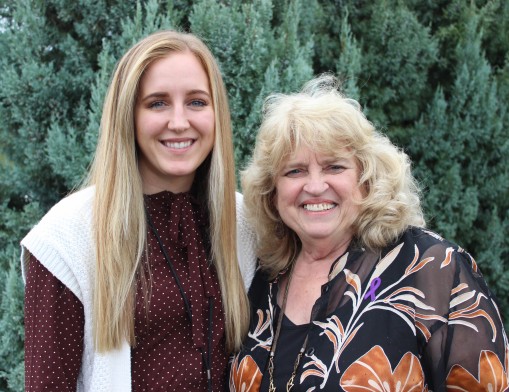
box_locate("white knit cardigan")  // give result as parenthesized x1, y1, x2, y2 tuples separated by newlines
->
(20, 186, 257, 392)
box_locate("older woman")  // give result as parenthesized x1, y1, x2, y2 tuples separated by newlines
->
(229, 75, 508, 391)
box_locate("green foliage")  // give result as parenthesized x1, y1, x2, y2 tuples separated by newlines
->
(0, 193, 43, 390)
(0, 247, 26, 392)
(0, 0, 508, 390)
(335, 11, 362, 100)
(359, 1, 439, 129)
(408, 11, 509, 329)
(189, 0, 314, 171)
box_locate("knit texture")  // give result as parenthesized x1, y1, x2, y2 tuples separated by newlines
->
(235, 192, 257, 289)
(20, 187, 256, 391)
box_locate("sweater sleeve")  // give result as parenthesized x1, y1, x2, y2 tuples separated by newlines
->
(236, 192, 257, 290)
(25, 253, 84, 391)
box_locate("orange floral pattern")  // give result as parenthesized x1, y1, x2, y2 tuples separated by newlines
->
(230, 228, 508, 391)
(446, 350, 508, 392)
(340, 346, 426, 392)
(229, 354, 263, 392)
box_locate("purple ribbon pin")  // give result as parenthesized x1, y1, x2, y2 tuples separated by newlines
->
(364, 277, 381, 302)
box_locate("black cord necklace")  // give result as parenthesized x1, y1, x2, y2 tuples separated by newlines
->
(145, 206, 213, 392)
(268, 261, 311, 392)
(268, 251, 345, 391)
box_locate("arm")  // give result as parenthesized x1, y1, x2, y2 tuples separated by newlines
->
(423, 249, 508, 391)
(25, 254, 84, 391)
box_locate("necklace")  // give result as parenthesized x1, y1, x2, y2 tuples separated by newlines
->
(268, 262, 311, 392)
(145, 206, 213, 392)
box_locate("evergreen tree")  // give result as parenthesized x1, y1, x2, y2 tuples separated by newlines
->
(0, 1, 169, 388)
(0, 1, 508, 390)
(0, 1, 315, 388)
(408, 13, 509, 328)
(359, 1, 438, 132)
(189, 0, 314, 171)
(335, 11, 362, 101)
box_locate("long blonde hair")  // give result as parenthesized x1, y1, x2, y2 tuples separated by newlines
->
(242, 74, 425, 278)
(86, 30, 249, 352)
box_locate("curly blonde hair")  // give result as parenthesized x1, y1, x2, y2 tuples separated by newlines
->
(241, 74, 425, 277)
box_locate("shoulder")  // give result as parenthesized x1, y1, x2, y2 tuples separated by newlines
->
(235, 192, 245, 216)
(392, 227, 484, 298)
(28, 187, 95, 227)
(247, 266, 271, 304)
(23, 186, 95, 242)
(20, 187, 96, 299)
(235, 192, 257, 290)
(400, 227, 477, 270)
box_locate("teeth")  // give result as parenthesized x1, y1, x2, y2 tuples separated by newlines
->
(164, 140, 193, 149)
(303, 203, 335, 212)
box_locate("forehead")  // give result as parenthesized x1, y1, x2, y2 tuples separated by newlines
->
(139, 51, 210, 92)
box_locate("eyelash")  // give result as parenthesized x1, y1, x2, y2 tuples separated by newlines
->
(148, 100, 165, 109)
(189, 99, 207, 107)
(328, 165, 345, 172)
(148, 99, 208, 109)
(284, 169, 303, 176)
(283, 165, 345, 177)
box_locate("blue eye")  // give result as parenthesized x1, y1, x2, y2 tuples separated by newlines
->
(285, 168, 304, 177)
(189, 99, 207, 107)
(327, 165, 345, 173)
(148, 100, 166, 109)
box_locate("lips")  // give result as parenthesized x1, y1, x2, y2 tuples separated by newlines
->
(303, 202, 336, 212)
(161, 139, 194, 149)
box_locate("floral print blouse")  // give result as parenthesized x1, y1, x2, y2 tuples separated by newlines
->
(229, 227, 508, 391)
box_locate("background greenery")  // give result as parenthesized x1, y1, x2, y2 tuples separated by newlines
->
(1, 0, 508, 389)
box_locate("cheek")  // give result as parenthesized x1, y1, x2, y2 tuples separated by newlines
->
(137, 118, 159, 137)
(273, 180, 287, 211)
(204, 116, 216, 138)
(134, 114, 151, 142)
(273, 181, 296, 212)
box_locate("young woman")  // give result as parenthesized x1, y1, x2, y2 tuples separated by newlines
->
(21, 30, 255, 391)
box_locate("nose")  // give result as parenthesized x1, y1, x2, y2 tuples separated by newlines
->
(167, 106, 189, 133)
(303, 172, 329, 194)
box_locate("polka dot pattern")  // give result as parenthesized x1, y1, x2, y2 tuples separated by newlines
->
(24, 190, 228, 391)
(25, 254, 84, 391)
(133, 191, 227, 391)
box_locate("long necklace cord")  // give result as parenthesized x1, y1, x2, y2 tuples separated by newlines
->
(268, 262, 310, 392)
(145, 207, 213, 392)
(269, 252, 348, 391)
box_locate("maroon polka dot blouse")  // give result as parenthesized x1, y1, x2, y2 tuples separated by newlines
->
(24, 191, 228, 391)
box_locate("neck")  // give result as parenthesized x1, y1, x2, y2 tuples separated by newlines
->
(141, 178, 193, 195)
(300, 236, 351, 262)
(138, 163, 195, 195)
(294, 239, 351, 278)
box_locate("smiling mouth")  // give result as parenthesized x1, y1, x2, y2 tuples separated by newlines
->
(303, 203, 336, 212)
(162, 140, 193, 149)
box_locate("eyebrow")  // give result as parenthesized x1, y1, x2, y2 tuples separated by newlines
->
(139, 89, 211, 102)
(284, 156, 347, 166)
(282, 160, 307, 168)
(319, 157, 349, 165)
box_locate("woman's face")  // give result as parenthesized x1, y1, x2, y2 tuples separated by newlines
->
(135, 51, 215, 194)
(274, 145, 363, 251)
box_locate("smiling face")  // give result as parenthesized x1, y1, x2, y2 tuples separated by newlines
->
(275, 145, 364, 252)
(135, 51, 215, 194)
